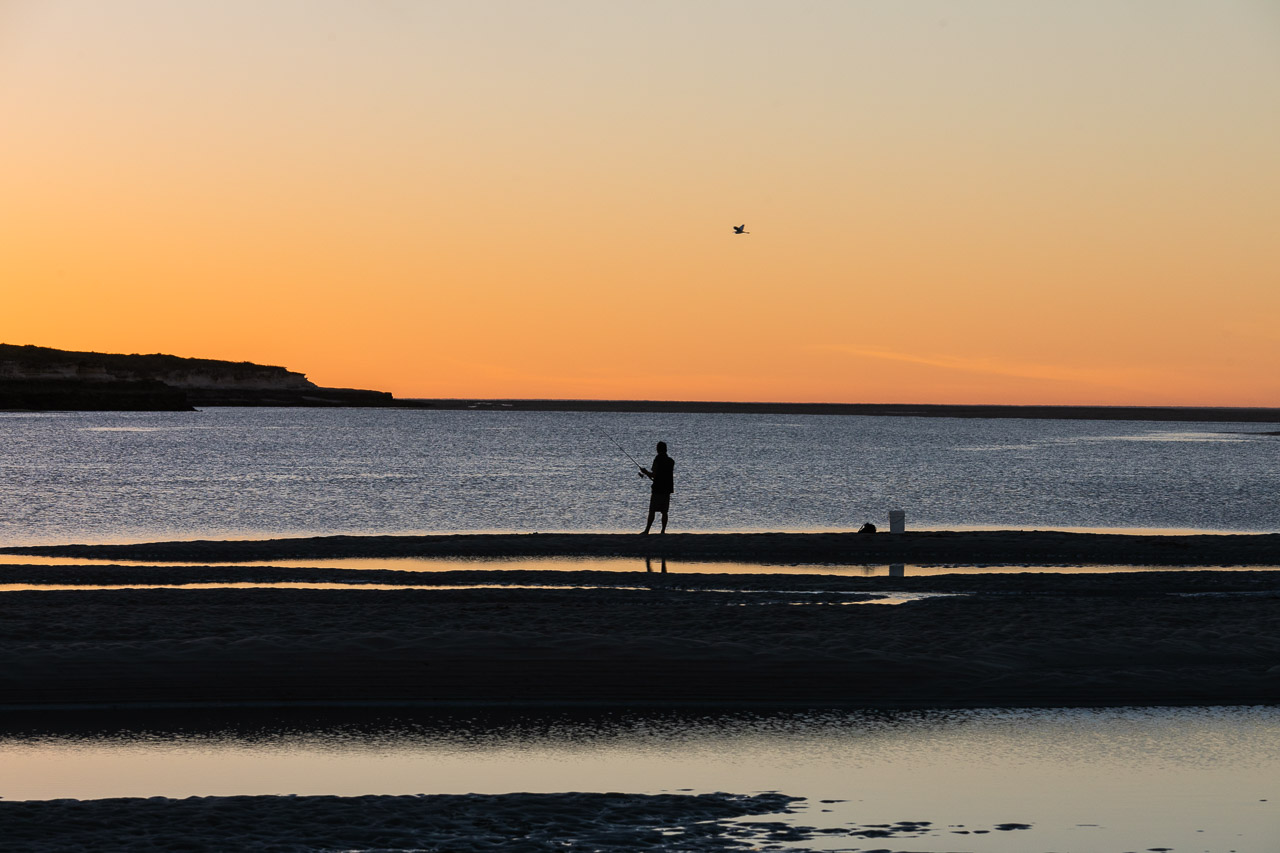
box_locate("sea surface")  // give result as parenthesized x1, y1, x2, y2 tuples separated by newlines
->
(3, 408, 1278, 850)
(3, 706, 1277, 852)
(1, 408, 1277, 546)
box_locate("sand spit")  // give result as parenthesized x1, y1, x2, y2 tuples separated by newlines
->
(0, 791, 805, 852)
(4, 564, 1280, 594)
(2, 571, 1278, 709)
(5, 529, 1280, 565)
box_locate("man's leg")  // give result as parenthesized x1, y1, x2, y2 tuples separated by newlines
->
(642, 509, 655, 534)
(659, 510, 668, 533)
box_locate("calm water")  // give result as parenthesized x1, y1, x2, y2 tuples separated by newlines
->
(1, 408, 1277, 545)
(4, 409, 1278, 849)
(3, 706, 1277, 852)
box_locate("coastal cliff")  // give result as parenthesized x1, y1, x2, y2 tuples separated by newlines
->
(0, 344, 410, 410)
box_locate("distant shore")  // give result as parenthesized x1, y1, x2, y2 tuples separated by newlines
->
(0, 344, 419, 410)
(411, 398, 1280, 423)
(7, 529, 1279, 566)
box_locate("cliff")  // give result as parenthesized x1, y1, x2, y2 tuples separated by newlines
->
(0, 344, 408, 410)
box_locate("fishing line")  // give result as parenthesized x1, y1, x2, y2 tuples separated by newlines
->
(593, 427, 645, 474)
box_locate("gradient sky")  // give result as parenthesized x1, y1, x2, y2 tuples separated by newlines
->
(3, 1, 1278, 404)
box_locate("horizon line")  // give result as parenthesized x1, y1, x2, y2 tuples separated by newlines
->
(404, 398, 1280, 411)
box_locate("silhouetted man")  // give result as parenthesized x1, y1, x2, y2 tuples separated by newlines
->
(640, 441, 674, 534)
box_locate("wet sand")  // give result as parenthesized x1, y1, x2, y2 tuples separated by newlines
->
(2, 565, 1277, 710)
(0, 791, 804, 852)
(5, 529, 1280, 565)
(0, 790, 1052, 851)
(4, 553, 1277, 852)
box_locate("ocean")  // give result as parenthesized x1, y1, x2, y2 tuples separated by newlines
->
(1, 407, 1277, 546)
(3, 407, 1279, 852)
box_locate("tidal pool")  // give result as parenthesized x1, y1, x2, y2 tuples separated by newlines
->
(1, 705, 1276, 851)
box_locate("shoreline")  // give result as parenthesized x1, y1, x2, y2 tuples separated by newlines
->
(409, 398, 1280, 422)
(2, 696, 1272, 715)
(6, 529, 1279, 565)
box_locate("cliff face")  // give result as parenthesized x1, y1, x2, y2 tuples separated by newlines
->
(0, 344, 408, 410)
(0, 345, 316, 391)
(0, 379, 194, 411)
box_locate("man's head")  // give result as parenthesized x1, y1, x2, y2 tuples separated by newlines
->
(656, 441, 667, 454)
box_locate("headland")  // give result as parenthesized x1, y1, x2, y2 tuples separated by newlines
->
(0, 344, 419, 410)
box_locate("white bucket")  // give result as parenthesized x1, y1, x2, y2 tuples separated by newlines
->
(888, 509, 905, 534)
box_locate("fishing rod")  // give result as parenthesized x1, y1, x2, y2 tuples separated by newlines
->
(595, 427, 647, 476)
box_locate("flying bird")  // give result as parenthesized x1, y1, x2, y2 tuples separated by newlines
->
(733, 224, 749, 234)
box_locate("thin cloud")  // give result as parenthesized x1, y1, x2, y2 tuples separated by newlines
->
(817, 345, 1159, 391)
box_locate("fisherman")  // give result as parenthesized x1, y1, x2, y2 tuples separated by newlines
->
(639, 441, 675, 534)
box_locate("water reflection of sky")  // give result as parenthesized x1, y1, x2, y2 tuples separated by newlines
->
(0, 584, 948, 607)
(1, 706, 1275, 852)
(1, 554, 1277, 576)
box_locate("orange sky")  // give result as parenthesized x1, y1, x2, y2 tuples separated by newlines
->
(3, 1, 1278, 405)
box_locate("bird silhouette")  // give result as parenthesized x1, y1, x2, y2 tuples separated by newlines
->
(733, 224, 749, 234)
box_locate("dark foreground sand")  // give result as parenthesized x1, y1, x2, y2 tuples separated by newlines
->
(6, 529, 1280, 565)
(3, 548, 1276, 852)
(0, 792, 808, 852)
(4, 791, 1055, 853)
(0, 791, 1041, 852)
(2, 566, 1278, 709)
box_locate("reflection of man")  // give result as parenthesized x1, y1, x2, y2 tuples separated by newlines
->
(639, 441, 675, 534)
(645, 556, 668, 573)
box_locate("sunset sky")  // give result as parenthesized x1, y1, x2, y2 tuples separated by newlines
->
(3, 1, 1278, 405)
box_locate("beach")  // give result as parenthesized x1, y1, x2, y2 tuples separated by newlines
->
(4, 533, 1279, 851)
(3, 532, 1279, 710)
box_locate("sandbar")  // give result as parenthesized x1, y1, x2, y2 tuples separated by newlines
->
(5, 529, 1280, 565)
(1, 566, 1277, 710)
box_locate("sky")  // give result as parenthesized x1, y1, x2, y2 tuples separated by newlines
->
(2, 1, 1278, 405)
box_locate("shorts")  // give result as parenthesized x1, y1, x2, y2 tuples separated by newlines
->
(648, 490, 671, 513)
